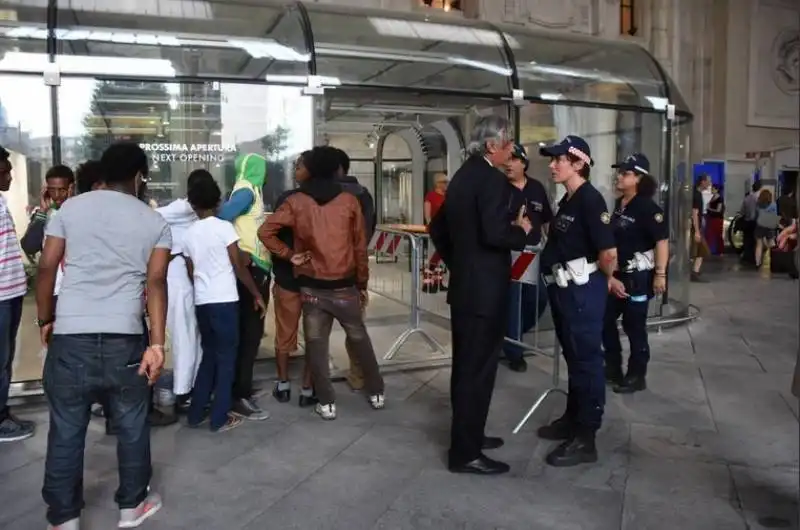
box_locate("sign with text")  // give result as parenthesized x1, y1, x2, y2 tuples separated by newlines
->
(140, 143, 237, 163)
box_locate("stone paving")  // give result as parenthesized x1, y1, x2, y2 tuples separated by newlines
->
(1, 259, 798, 529)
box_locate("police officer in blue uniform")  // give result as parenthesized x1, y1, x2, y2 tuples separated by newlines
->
(503, 143, 553, 372)
(535, 136, 618, 467)
(603, 153, 669, 394)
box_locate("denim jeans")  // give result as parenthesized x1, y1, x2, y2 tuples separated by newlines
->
(188, 302, 239, 430)
(504, 282, 549, 361)
(0, 296, 23, 422)
(42, 333, 151, 525)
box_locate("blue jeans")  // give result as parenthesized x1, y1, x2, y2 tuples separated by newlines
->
(42, 333, 151, 525)
(0, 296, 23, 421)
(547, 272, 608, 433)
(504, 282, 549, 361)
(188, 302, 239, 430)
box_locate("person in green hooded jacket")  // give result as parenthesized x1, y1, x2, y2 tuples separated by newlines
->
(218, 153, 272, 421)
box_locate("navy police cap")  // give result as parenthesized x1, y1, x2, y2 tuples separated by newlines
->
(612, 153, 650, 175)
(511, 143, 529, 167)
(538, 135, 593, 167)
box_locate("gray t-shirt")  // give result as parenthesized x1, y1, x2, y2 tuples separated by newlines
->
(46, 189, 172, 335)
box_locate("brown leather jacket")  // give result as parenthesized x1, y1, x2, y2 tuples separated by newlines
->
(259, 179, 369, 290)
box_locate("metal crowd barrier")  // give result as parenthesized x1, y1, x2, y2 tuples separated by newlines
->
(367, 226, 448, 365)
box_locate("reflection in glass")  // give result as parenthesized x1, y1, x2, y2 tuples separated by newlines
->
(306, 5, 513, 94)
(60, 79, 313, 206)
(0, 74, 52, 383)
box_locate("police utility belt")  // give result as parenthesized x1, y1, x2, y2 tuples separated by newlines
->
(543, 257, 598, 288)
(622, 250, 655, 273)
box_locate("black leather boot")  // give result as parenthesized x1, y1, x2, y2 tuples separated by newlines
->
(537, 415, 574, 441)
(615, 372, 647, 394)
(545, 431, 598, 467)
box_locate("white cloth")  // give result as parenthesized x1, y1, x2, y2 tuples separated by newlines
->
(157, 199, 202, 395)
(48, 209, 65, 296)
(182, 216, 240, 305)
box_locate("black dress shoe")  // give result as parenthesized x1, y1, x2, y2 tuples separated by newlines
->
(537, 416, 573, 441)
(298, 393, 319, 408)
(614, 374, 647, 394)
(508, 358, 528, 373)
(545, 435, 598, 467)
(449, 455, 510, 475)
(604, 366, 624, 387)
(272, 384, 291, 403)
(482, 436, 505, 450)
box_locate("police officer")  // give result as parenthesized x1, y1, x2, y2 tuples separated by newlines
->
(503, 143, 553, 372)
(535, 136, 618, 467)
(603, 153, 669, 394)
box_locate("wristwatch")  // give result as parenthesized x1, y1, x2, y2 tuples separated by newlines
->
(36, 317, 55, 328)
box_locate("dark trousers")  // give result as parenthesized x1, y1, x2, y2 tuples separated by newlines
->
(0, 295, 23, 422)
(189, 302, 239, 430)
(504, 282, 549, 361)
(42, 334, 151, 525)
(741, 220, 757, 264)
(448, 309, 504, 466)
(233, 266, 270, 401)
(547, 272, 607, 433)
(602, 294, 650, 376)
(301, 287, 384, 405)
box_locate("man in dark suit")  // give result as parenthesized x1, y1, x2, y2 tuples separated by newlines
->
(429, 115, 532, 475)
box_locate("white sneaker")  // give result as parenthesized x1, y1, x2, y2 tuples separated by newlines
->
(118, 492, 162, 528)
(315, 403, 337, 420)
(369, 394, 385, 410)
(48, 517, 79, 530)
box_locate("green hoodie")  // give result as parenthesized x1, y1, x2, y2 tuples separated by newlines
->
(231, 153, 270, 272)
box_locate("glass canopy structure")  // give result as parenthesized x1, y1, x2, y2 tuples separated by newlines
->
(0, 0, 694, 386)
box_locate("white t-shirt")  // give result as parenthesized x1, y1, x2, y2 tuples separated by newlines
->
(46, 210, 64, 296)
(182, 217, 240, 306)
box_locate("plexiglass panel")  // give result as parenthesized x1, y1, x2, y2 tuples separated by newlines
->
(0, 0, 50, 71)
(58, 78, 313, 207)
(304, 4, 512, 95)
(42, 1, 310, 79)
(0, 73, 53, 383)
(501, 24, 668, 109)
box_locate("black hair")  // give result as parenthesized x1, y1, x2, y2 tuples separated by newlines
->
(332, 147, 350, 175)
(187, 169, 214, 190)
(752, 180, 762, 193)
(306, 146, 342, 180)
(75, 160, 104, 194)
(100, 142, 149, 185)
(45, 164, 75, 184)
(636, 174, 658, 198)
(187, 176, 221, 210)
(695, 173, 710, 188)
(0, 145, 9, 162)
(565, 153, 591, 179)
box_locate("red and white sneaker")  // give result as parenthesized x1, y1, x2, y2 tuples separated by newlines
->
(118, 492, 162, 528)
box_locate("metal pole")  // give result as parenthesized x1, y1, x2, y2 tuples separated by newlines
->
(409, 234, 421, 329)
(512, 327, 566, 435)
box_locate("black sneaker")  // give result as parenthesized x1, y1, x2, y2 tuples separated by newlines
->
(690, 272, 707, 283)
(0, 417, 35, 443)
(231, 398, 270, 421)
(272, 382, 291, 403)
(298, 392, 318, 408)
(605, 366, 624, 387)
(7, 413, 35, 430)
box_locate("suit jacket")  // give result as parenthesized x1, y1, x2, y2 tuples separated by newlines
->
(429, 155, 527, 317)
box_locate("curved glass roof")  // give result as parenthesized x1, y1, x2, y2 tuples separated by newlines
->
(0, 0, 690, 114)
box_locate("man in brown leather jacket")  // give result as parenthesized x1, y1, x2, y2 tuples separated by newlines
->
(258, 146, 385, 421)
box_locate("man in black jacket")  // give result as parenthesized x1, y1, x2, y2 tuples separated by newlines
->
(429, 115, 532, 476)
(333, 148, 377, 391)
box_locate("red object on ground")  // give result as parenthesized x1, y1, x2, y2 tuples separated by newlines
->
(705, 217, 725, 255)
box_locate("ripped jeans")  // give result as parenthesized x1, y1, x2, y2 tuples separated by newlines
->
(301, 287, 384, 405)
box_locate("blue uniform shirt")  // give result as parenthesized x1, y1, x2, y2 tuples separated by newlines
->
(541, 182, 615, 271)
(611, 194, 669, 265)
(507, 177, 553, 246)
